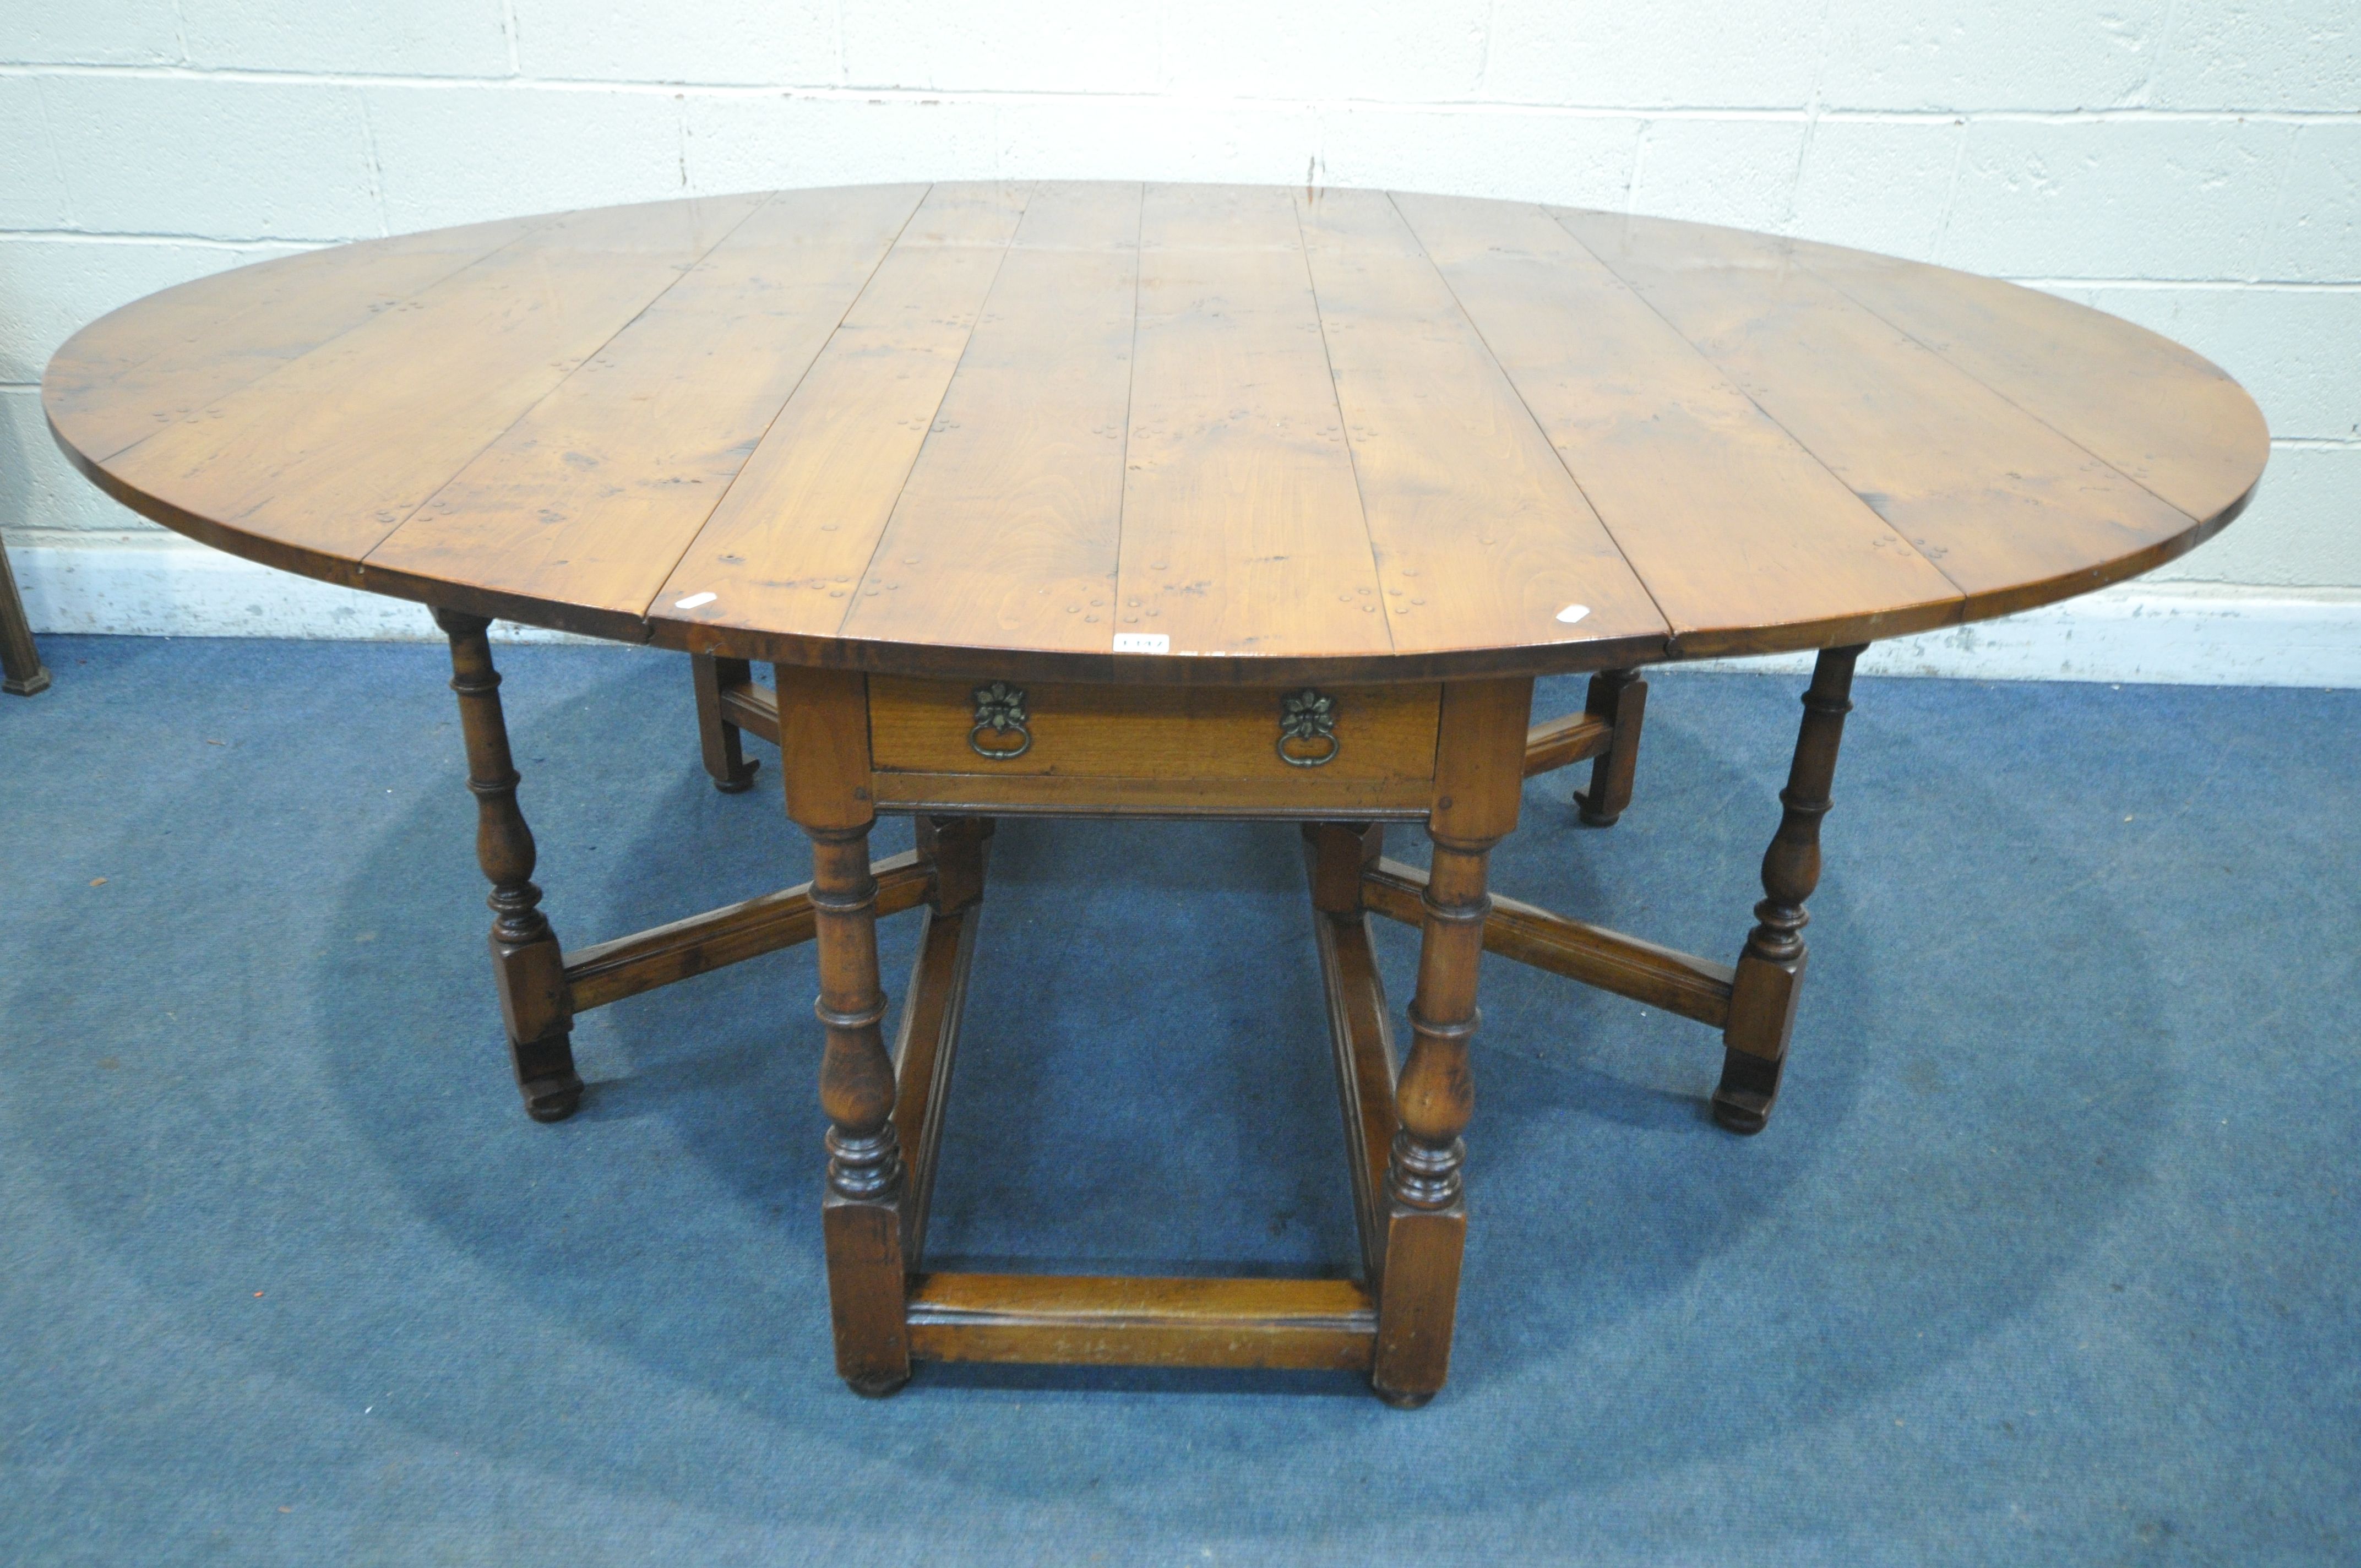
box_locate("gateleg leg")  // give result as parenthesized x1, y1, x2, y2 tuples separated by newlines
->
(1714, 644, 1865, 1134)
(434, 608, 580, 1123)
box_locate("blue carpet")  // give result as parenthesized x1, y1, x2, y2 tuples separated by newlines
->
(1, 635, 2355, 1565)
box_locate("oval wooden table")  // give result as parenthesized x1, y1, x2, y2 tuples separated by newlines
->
(45, 182, 2268, 1406)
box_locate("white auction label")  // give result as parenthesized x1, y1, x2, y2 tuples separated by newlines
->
(673, 592, 717, 609)
(1112, 632, 1171, 654)
(1555, 603, 1590, 624)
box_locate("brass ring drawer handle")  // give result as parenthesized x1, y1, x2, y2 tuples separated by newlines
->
(1277, 688, 1339, 767)
(969, 680, 1032, 760)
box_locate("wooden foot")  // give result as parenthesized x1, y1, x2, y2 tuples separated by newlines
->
(434, 609, 581, 1122)
(1709, 1047, 1782, 1135)
(1573, 668, 1646, 826)
(690, 653, 761, 792)
(1714, 645, 1864, 1135)
(780, 665, 912, 1394)
(0, 543, 49, 697)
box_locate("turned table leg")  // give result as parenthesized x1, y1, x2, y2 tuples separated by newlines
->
(690, 652, 761, 793)
(1573, 667, 1646, 826)
(0, 540, 50, 698)
(1372, 677, 1531, 1407)
(433, 608, 581, 1123)
(1714, 644, 1865, 1134)
(777, 665, 911, 1396)
(1372, 834, 1489, 1408)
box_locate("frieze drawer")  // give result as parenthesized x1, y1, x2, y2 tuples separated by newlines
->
(867, 677, 1442, 784)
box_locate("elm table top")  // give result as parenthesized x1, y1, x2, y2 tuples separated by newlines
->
(44, 182, 2267, 687)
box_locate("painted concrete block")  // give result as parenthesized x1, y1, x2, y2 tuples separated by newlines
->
(2041, 283, 2361, 442)
(40, 75, 380, 239)
(0, 0, 182, 66)
(8, 531, 555, 639)
(0, 237, 306, 383)
(1629, 118, 1807, 234)
(2151, 445, 2361, 586)
(2149, 1, 2361, 111)
(517, 0, 838, 88)
(1155, 0, 1490, 102)
(681, 93, 998, 195)
(2260, 126, 2361, 284)
(1318, 108, 1639, 210)
(179, 0, 512, 78)
(989, 99, 1319, 186)
(1943, 117, 2298, 279)
(1482, 1, 1821, 109)
(1791, 117, 1965, 260)
(1834, 581, 2361, 685)
(0, 78, 71, 227)
(369, 85, 686, 232)
(0, 387, 155, 537)
(1820, 0, 2173, 111)
(842, 0, 1159, 95)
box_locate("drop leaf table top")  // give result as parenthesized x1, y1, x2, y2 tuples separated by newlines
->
(44, 181, 2266, 688)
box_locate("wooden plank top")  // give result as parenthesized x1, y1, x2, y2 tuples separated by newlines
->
(45, 183, 2267, 686)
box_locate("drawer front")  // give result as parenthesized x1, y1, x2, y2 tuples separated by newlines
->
(868, 677, 1441, 785)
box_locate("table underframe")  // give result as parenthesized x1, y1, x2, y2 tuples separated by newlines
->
(430, 607, 1863, 1406)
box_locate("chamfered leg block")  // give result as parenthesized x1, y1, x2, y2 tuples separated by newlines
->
(433, 608, 582, 1123)
(778, 663, 912, 1396)
(690, 652, 761, 793)
(1714, 644, 1866, 1135)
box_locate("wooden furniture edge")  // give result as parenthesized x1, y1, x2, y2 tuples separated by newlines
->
(1364, 857, 1737, 1027)
(905, 1272, 1377, 1370)
(723, 662, 1645, 797)
(718, 677, 781, 745)
(870, 770, 1438, 818)
(562, 851, 929, 1013)
(41, 374, 2264, 677)
(1523, 709, 1613, 777)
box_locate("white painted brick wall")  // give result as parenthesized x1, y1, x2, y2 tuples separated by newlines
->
(3, 3, 183, 68)
(39, 75, 380, 237)
(180, 0, 513, 78)
(1946, 118, 2302, 279)
(368, 84, 690, 231)
(0, 233, 300, 380)
(516, 0, 836, 87)
(1482, 5, 1824, 107)
(2, 0, 2355, 640)
(1819, 1, 2175, 111)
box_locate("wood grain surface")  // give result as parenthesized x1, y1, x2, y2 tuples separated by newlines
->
(45, 183, 2268, 684)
